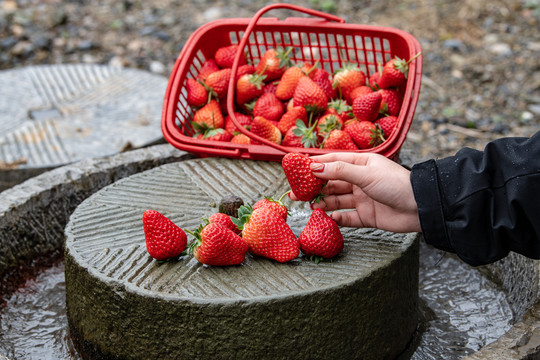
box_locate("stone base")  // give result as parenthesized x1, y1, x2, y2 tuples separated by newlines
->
(64, 158, 420, 360)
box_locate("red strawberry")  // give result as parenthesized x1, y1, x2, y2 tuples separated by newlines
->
(209, 212, 241, 234)
(256, 47, 293, 82)
(299, 209, 344, 259)
(349, 85, 373, 102)
(327, 98, 353, 122)
(253, 195, 289, 221)
(377, 53, 421, 89)
(197, 59, 220, 82)
(214, 44, 246, 69)
(236, 72, 266, 105)
(282, 126, 304, 147)
(233, 205, 299, 262)
(316, 113, 344, 140)
(231, 133, 251, 144)
(333, 64, 367, 103)
(142, 209, 187, 261)
(192, 100, 224, 130)
(293, 76, 328, 115)
(196, 128, 233, 142)
(186, 78, 209, 108)
(375, 115, 398, 139)
(344, 120, 383, 149)
(378, 88, 403, 116)
(225, 112, 252, 134)
(322, 129, 358, 150)
(275, 66, 304, 101)
(368, 71, 381, 89)
(290, 120, 319, 148)
(250, 116, 282, 145)
(282, 152, 327, 202)
(235, 64, 256, 80)
(277, 106, 307, 135)
(311, 68, 336, 101)
(204, 68, 232, 99)
(263, 81, 280, 94)
(253, 92, 284, 122)
(352, 92, 382, 122)
(300, 62, 318, 78)
(188, 222, 248, 266)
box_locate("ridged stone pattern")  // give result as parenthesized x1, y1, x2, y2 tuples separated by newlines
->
(0, 64, 166, 191)
(65, 157, 420, 360)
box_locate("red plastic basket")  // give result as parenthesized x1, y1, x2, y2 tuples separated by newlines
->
(162, 3, 422, 161)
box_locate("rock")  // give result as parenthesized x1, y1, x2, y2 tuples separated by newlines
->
(10, 40, 33, 57)
(149, 60, 165, 74)
(488, 43, 512, 56)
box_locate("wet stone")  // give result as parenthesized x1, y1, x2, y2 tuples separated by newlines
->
(0, 64, 167, 192)
(65, 157, 420, 360)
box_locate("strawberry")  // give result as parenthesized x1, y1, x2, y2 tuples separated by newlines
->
(255, 47, 293, 82)
(231, 133, 251, 144)
(224, 112, 252, 134)
(196, 128, 233, 142)
(263, 81, 280, 94)
(197, 59, 220, 82)
(192, 100, 224, 131)
(344, 120, 383, 149)
(233, 205, 299, 262)
(204, 68, 232, 99)
(351, 92, 383, 122)
(253, 197, 289, 221)
(275, 66, 304, 101)
(316, 113, 344, 140)
(236, 72, 266, 105)
(327, 99, 353, 122)
(299, 208, 344, 260)
(322, 129, 358, 150)
(142, 209, 187, 261)
(375, 115, 398, 139)
(377, 53, 421, 89)
(235, 64, 257, 80)
(214, 44, 247, 69)
(209, 212, 241, 234)
(300, 62, 318, 78)
(187, 221, 248, 266)
(282, 127, 303, 147)
(378, 88, 403, 116)
(333, 64, 367, 103)
(311, 68, 336, 101)
(293, 76, 328, 115)
(250, 116, 282, 145)
(282, 152, 327, 202)
(186, 78, 209, 108)
(349, 85, 373, 102)
(290, 120, 319, 148)
(277, 106, 307, 135)
(253, 92, 284, 122)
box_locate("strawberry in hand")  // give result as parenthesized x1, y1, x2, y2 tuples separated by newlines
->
(282, 152, 327, 203)
(187, 221, 248, 266)
(299, 209, 344, 262)
(232, 205, 300, 263)
(142, 209, 188, 261)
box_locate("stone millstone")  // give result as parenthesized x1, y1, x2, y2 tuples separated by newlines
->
(65, 157, 419, 360)
(0, 64, 166, 191)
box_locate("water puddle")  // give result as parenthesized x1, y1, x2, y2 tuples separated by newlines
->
(0, 240, 514, 359)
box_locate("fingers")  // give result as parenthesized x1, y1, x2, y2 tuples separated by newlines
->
(330, 210, 363, 228)
(311, 159, 371, 188)
(311, 152, 372, 165)
(311, 193, 357, 212)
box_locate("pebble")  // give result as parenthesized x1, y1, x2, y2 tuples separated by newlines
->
(149, 60, 165, 74)
(488, 43, 512, 56)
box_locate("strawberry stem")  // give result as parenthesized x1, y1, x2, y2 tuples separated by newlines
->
(278, 190, 291, 203)
(406, 51, 422, 65)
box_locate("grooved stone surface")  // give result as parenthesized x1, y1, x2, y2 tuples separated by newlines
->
(0, 64, 166, 191)
(65, 157, 419, 360)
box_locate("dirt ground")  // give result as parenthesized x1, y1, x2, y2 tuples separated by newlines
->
(1, 0, 539, 160)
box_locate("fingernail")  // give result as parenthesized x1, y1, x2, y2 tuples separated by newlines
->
(310, 162, 325, 172)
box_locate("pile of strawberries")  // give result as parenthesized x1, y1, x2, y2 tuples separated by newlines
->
(185, 44, 419, 150)
(142, 152, 341, 266)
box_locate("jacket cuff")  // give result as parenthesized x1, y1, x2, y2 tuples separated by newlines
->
(410, 159, 454, 252)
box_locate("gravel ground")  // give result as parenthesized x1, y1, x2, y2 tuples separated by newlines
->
(1, 0, 539, 160)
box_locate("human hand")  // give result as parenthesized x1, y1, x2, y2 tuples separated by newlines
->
(289, 152, 421, 233)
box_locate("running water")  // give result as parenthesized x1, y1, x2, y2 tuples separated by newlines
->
(0, 241, 513, 360)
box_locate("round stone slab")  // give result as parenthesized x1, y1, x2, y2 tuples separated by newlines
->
(0, 64, 166, 191)
(65, 157, 419, 360)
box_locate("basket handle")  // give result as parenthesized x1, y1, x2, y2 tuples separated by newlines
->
(226, 4, 345, 155)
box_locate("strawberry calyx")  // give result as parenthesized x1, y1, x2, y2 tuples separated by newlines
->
(185, 219, 210, 255)
(292, 119, 319, 148)
(231, 205, 254, 231)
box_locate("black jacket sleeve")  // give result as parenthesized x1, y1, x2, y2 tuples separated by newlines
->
(410, 131, 540, 266)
